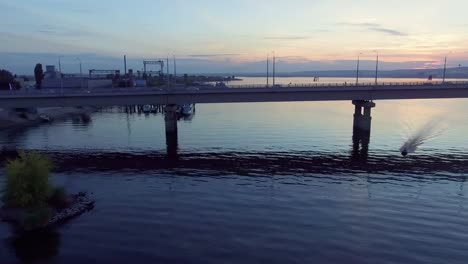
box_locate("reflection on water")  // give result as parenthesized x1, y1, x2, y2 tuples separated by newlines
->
(1, 149, 467, 181)
(166, 130, 179, 161)
(0, 96, 468, 263)
(352, 126, 369, 162)
(0, 162, 466, 264)
(71, 113, 92, 127)
(6, 229, 60, 263)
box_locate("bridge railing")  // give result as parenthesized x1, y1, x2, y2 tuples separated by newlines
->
(1, 81, 468, 96)
(227, 81, 468, 89)
(0, 86, 167, 95)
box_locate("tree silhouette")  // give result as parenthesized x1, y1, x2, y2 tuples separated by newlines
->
(34, 63, 44, 89)
(0, 69, 18, 90)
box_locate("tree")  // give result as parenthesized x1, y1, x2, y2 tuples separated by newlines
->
(0, 69, 18, 90)
(34, 63, 44, 89)
(2, 151, 53, 208)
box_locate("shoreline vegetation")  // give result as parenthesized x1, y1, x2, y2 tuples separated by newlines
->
(0, 151, 94, 232)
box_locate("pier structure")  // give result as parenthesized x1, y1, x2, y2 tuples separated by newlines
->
(352, 100, 375, 136)
(164, 104, 178, 159)
(351, 100, 375, 161)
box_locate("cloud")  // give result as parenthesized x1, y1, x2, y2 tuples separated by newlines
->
(4, 52, 468, 75)
(414, 45, 439, 49)
(337, 22, 407, 36)
(263, 36, 311, 40)
(275, 56, 311, 63)
(188, 54, 240, 57)
(36, 24, 98, 37)
(367, 27, 407, 36)
(337, 22, 380, 27)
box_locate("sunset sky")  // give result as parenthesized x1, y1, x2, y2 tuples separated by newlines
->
(1, 0, 468, 74)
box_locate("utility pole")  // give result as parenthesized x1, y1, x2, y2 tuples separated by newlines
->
(58, 55, 63, 93)
(124, 55, 127, 75)
(267, 54, 269, 87)
(272, 52, 276, 87)
(173, 55, 176, 84)
(76, 57, 83, 89)
(167, 57, 170, 86)
(443, 56, 447, 83)
(374, 51, 379, 86)
(356, 53, 361, 85)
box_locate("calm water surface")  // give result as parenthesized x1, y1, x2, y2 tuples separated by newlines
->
(0, 78, 468, 263)
(226, 77, 468, 86)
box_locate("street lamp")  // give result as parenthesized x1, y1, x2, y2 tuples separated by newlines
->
(356, 52, 362, 85)
(173, 54, 177, 84)
(266, 53, 269, 87)
(373, 50, 379, 86)
(58, 55, 64, 93)
(272, 51, 276, 87)
(58, 55, 63, 73)
(442, 51, 452, 83)
(442, 56, 447, 83)
(166, 55, 170, 87)
(76, 57, 83, 89)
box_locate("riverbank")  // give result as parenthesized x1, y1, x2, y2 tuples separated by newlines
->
(0, 107, 95, 129)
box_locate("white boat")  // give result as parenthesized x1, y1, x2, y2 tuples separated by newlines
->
(215, 82, 228, 88)
(142, 105, 151, 113)
(180, 104, 193, 116)
(38, 113, 52, 122)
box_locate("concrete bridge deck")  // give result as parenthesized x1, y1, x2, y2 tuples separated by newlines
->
(0, 81, 468, 108)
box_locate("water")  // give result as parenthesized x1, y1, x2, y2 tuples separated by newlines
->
(225, 77, 468, 86)
(0, 77, 468, 263)
(400, 117, 447, 156)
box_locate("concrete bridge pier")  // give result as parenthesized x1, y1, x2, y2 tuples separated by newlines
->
(165, 104, 178, 158)
(352, 100, 375, 160)
(352, 128, 370, 161)
(352, 100, 376, 133)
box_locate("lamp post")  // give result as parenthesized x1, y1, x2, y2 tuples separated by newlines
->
(272, 51, 276, 87)
(166, 56, 170, 87)
(266, 53, 269, 87)
(442, 56, 447, 83)
(173, 55, 177, 84)
(76, 57, 83, 89)
(356, 52, 362, 85)
(58, 55, 64, 93)
(373, 50, 379, 86)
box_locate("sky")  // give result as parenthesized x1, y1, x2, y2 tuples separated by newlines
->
(1, 0, 468, 74)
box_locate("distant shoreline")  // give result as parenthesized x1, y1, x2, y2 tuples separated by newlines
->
(196, 67, 468, 79)
(235, 75, 468, 79)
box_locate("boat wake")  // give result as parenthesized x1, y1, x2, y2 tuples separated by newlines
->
(400, 117, 446, 156)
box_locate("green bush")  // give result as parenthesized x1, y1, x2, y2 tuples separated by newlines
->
(48, 187, 68, 209)
(2, 151, 53, 208)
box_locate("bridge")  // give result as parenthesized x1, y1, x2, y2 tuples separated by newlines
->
(1, 81, 468, 108)
(2, 81, 468, 158)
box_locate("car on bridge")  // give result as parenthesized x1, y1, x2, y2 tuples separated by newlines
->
(186, 87, 199, 91)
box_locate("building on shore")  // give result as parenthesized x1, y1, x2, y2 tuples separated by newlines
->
(42, 65, 113, 89)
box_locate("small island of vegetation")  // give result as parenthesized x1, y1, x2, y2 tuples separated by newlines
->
(0, 151, 94, 232)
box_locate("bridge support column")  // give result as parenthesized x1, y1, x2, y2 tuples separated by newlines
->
(352, 100, 375, 132)
(352, 100, 375, 160)
(165, 104, 178, 158)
